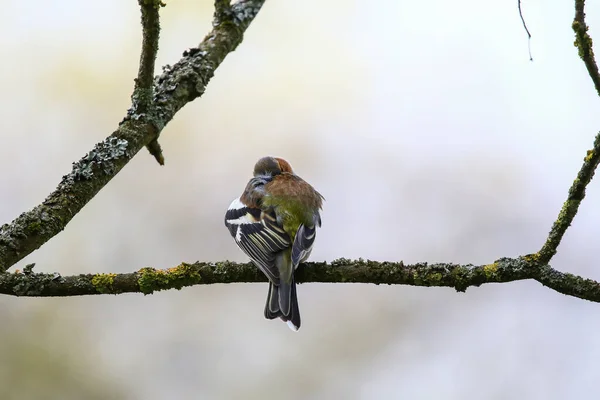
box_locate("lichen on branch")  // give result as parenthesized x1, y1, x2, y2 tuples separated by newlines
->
(0, 0, 266, 273)
(2, 0, 600, 312)
(572, 0, 600, 96)
(537, 132, 600, 263)
(1, 258, 599, 305)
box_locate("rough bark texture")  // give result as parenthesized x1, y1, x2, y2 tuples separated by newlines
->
(0, 0, 265, 272)
(573, 0, 600, 96)
(1, 258, 600, 304)
(137, 0, 165, 164)
(537, 133, 600, 263)
(1, 0, 600, 307)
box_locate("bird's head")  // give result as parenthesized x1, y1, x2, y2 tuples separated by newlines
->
(253, 156, 294, 177)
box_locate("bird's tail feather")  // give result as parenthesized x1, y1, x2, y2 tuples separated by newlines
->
(264, 281, 280, 320)
(264, 279, 301, 331)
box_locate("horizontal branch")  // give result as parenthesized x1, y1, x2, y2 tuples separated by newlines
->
(1, 258, 599, 303)
(0, 0, 265, 273)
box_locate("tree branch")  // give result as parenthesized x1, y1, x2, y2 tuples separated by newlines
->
(534, 0, 600, 264)
(1, 258, 599, 304)
(2, 0, 600, 309)
(573, 0, 600, 96)
(0, 0, 265, 273)
(537, 132, 600, 263)
(136, 0, 165, 165)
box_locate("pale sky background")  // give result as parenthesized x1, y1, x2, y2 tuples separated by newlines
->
(1, 0, 600, 398)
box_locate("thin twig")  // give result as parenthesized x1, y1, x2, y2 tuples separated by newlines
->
(517, 0, 533, 61)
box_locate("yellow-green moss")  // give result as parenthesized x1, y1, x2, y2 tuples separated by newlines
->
(428, 272, 443, 284)
(412, 271, 443, 286)
(412, 271, 422, 286)
(137, 263, 201, 295)
(574, 30, 595, 61)
(585, 149, 595, 162)
(482, 262, 498, 278)
(451, 267, 469, 292)
(28, 221, 42, 234)
(522, 253, 540, 263)
(92, 273, 117, 294)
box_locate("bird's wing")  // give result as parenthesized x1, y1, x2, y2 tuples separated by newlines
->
(225, 198, 291, 283)
(291, 223, 318, 268)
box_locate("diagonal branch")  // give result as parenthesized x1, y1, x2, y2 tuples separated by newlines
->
(534, 264, 600, 302)
(0, 0, 266, 273)
(537, 132, 600, 263)
(573, 0, 600, 96)
(1, 258, 600, 304)
(535, 1, 600, 264)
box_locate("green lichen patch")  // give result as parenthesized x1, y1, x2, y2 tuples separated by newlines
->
(28, 220, 43, 234)
(427, 272, 443, 285)
(213, 261, 235, 276)
(522, 253, 540, 263)
(137, 263, 201, 295)
(585, 149, 595, 162)
(330, 258, 354, 266)
(572, 17, 595, 61)
(412, 268, 443, 287)
(450, 266, 470, 292)
(482, 262, 498, 278)
(91, 273, 117, 294)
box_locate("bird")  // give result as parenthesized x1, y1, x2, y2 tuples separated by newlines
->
(225, 156, 323, 331)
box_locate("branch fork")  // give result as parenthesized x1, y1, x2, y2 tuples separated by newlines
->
(1, 0, 600, 305)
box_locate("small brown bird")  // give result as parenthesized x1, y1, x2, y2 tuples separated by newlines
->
(225, 157, 323, 331)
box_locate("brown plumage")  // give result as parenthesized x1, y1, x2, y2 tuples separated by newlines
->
(225, 156, 323, 331)
(265, 173, 323, 211)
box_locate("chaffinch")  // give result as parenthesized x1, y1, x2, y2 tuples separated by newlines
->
(225, 156, 323, 331)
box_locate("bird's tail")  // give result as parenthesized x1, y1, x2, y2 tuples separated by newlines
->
(264, 278, 301, 331)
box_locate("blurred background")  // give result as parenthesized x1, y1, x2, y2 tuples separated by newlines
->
(1, 0, 600, 398)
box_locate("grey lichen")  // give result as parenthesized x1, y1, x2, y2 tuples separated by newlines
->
(11, 271, 63, 296)
(231, 1, 262, 25)
(126, 88, 167, 130)
(147, 0, 264, 129)
(65, 137, 129, 183)
(0, 0, 267, 274)
(23, 263, 36, 275)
